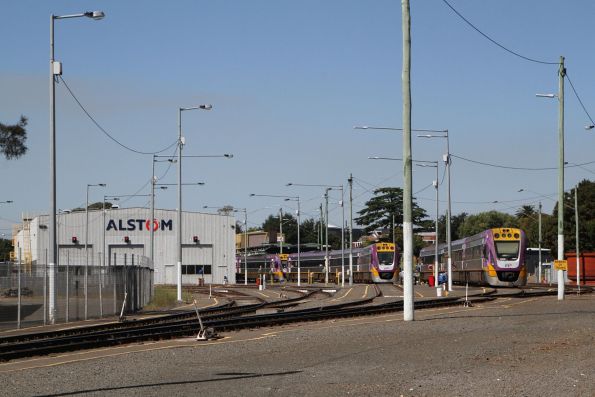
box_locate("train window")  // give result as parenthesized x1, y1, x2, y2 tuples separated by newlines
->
(495, 241, 519, 260)
(378, 252, 394, 266)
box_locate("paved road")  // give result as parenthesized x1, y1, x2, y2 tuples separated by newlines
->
(1, 291, 593, 396)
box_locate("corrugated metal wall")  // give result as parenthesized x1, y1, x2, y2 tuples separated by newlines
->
(23, 208, 235, 285)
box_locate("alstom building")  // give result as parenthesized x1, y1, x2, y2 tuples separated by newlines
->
(13, 207, 236, 285)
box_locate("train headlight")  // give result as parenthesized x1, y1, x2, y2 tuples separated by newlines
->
(514, 233, 519, 239)
(495, 233, 500, 239)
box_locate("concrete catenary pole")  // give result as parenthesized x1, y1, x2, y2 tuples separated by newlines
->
(575, 186, 580, 291)
(557, 56, 565, 300)
(538, 202, 542, 283)
(402, 0, 414, 321)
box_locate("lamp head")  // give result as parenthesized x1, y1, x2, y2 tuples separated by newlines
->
(585, 125, 594, 130)
(286, 183, 293, 186)
(85, 11, 105, 20)
(249, 194, 255, 197)
(98, 183, 106, 187)
(200, 104, 213, 110)
(224, 154, 233, 158)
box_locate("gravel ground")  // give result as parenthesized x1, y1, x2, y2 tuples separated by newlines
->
(1, 293, 593, 397)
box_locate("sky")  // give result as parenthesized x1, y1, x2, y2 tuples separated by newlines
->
(1, 0, 595, 236)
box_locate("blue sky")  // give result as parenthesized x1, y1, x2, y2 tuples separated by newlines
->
(1, 0, 595, 235)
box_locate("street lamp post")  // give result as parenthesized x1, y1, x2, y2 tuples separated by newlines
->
(357, 126, 452, 291)
(49, 10, 104, 324)
(176, 104, 212, 302)
(416, 162, 439, 293)
(249, 194, 301, 286)
(417, 131, 452, 292)
(85, 183, 105, 320)
(369, 156, 439, 291)
(536, 55, 566, 300)
(203, 205, 248, 285)
(287, 183, 344, 286)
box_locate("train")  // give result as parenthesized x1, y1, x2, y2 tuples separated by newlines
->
(419, 227, 528, 287)
(236, 242, 399, 284)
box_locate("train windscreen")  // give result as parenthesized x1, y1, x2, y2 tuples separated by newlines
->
(378, 252, 394, 266)
(495, 241, 520, 260)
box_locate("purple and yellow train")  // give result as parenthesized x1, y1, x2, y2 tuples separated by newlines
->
(419, 227, 528, 287)
(237, 242, 399, 284)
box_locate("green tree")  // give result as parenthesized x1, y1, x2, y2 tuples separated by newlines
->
(0, 116, 28, 159)
(0, 238, 12, 261)
(458, 211, 518, 237)
(438, 212, 468, 243)
(355, 187, 430, 244)
(299, 217, 321, 247)
(261, 212, 297, 245)
(553, 179, 595, 254)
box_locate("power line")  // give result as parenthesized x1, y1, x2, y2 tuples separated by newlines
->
(58, 76, 178, 155)
(451, 153, 595, 171)
(565, 72, 595, 126)
(441, 0, 558, 65)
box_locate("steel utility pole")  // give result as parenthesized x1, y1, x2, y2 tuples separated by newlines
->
(557, 56, 565, 300)
(402, 0, 414, 321)
(575, 186, 580, 292)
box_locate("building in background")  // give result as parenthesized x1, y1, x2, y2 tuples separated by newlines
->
(12, 208, 235, 285)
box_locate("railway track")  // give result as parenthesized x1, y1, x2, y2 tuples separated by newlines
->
(0, 285, 590, 362)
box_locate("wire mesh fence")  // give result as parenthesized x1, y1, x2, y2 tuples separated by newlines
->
(0, 249, 153, 331)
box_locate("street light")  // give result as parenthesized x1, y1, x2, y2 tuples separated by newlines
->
(417, 131, 452, 292)
(287, 183, 344, 286)
(49, 10, 104, 324)
(518, 189, 544, 283)
(358, 125, 453, 292)
(85, 183, 105, 320)
(249, 194, 301, 286)
(203, 205, 248, 285)
(369, 156, 440, 292)
(0, 201, 13, 204)
(176, 104, 212, 302)
(536, 55, 566, 301)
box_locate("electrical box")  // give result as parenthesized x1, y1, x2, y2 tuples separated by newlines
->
(52, 61, 62, 76)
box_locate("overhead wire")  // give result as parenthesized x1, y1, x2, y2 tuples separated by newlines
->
(451, 153, 595, 170)
(58, 76, 178, 155)
(440, 0, 558, 65)
(565, 72, 595, 126)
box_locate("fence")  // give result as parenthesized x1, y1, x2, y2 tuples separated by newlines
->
(0, 249, 153, 331)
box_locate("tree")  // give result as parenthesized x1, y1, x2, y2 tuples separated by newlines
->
(516, 205, 536, 219)
(457, 211, 518, 237)
(355, 187, 430, 243)
(438, 212, 468, 242)
(261, 212, 297, 245)
(0, 238, 12, 261)
(0, 116, 28, 159)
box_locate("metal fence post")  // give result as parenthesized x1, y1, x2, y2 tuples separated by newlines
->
(44, 249, 48, 325)
(98, 252, 103, 318)
(124, 253, 128, 315)
(113, 252, 117, 315)
(17, 248, 22, 329)
(66, 249, 70, 323)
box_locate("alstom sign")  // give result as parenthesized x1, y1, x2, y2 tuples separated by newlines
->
(106, 219, 173, 232)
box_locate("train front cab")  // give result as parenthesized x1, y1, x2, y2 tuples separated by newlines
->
(484, 228, 527, 287)
(370, 242, 398, 283)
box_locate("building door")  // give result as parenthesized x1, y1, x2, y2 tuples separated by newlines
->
(108, 244, 145, 266)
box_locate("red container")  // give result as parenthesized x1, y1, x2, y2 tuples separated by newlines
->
(428, 275, 435, 287)
(566, 252, 595, 284)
